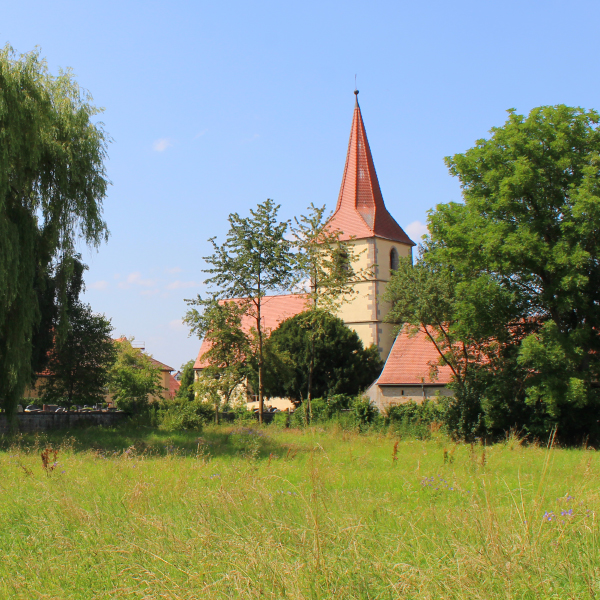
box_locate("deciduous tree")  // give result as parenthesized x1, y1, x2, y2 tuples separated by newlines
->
(185, 299, 250, 423)
(263, 310, 383, 404)
(41, 303, 116, 406)
(175, 360, 196, 403)
(0, 46, 109, 414)
(188, 199, 295, 422)
(109, 339, 162, 414)
(387, 105, 600, 442)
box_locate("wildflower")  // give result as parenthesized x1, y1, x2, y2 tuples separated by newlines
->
(61, 470, 65, 474)
(543, 511, 556, 522)
(561, 509, 573, 517)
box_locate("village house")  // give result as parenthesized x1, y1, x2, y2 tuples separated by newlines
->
(25, 342, 180, 405)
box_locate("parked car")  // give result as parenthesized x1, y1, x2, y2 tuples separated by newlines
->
(24, 405, 42, 413)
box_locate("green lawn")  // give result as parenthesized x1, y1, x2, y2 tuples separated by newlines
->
(0, 424, 598, 599)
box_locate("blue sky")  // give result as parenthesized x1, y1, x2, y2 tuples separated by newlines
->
(4, 0, 600, 370)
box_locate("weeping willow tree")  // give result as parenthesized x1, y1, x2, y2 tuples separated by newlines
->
(0, 46, 109, 415)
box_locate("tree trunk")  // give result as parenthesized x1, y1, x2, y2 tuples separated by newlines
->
(306, 329, 315, 424)
(257, 301, 264, 425)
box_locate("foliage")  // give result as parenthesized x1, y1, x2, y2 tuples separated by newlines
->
(187, 199, 295, 422)
(41, 303, 116, 406)
(109, 339, 162, 414)
(157, 399, 214, 431)
(185, 299, 250, 409)
(0, 46, 109, 415)
(384, 399, 445, 439)
(263, 311, 383, 404)
(30, 256, 88, 383)
(352, 396, 378, 427)
(175, 360, 196, 402)
(387, 105, 600, 443)
(290, 203, 367, 402)
(291, 203, 363, 313)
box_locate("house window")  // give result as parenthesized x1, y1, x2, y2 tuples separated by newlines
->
(390, 247, 399, 272)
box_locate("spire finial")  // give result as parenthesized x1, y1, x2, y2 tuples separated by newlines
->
(354, 75, 359, 106)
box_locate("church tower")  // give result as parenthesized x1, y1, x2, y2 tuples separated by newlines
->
(329, 91, 415, 361)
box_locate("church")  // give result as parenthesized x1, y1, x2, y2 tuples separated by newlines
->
(194, 92, 453, 410)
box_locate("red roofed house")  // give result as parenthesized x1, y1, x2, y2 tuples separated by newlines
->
(195, 93, 454, 409)
(366, 328, 455, 410)
(25, 342, 180, 405)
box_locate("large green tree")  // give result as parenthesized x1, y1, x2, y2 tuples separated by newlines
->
(263, 311, 383, 404)
(0, 46, 109, 414)
(188, 199, 295, 422)
(41, 303, 116, 406)
(387, 105, 600, 442)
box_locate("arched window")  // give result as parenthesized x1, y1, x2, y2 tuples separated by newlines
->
(390, 247, 399, 272)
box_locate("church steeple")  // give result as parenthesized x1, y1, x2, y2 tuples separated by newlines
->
(328, 92, 414, 245)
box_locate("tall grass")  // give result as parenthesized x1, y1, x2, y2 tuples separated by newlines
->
(0, 425, 598, 599)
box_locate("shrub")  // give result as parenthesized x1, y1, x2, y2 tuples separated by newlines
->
(157, 400, 215, 432)
(290, 394, 379, 429)
(385, 399, 444, 438)
(353, 396, 378, 427)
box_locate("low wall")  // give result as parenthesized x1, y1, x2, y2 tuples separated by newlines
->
(0, 411, 128, 434)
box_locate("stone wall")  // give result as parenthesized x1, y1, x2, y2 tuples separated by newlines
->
(366, 384, 454, 412)
(0, 411, 128, 434)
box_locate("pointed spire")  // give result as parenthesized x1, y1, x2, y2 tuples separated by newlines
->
(328, 94, 415, 245)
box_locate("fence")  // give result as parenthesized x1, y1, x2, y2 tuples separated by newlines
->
(0, 411, 127, 434)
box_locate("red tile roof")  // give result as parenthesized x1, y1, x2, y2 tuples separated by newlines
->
(327, 93, 415, 246)
(168, 373, 181, 398)
(194, 294, 308, 369)
(148, 357, 175, 372)
(377, 327, 453, 386)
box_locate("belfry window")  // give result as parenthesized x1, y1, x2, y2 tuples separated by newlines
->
(337, 250, 350, 273)
(390, 247, 399, 272)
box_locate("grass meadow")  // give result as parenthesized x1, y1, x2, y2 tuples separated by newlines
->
(0, 424, 598, 599)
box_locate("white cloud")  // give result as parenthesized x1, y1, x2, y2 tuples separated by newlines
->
(166, 266, 182, 274)
(140, 289, 160, 297)
(405, 220, 429, 242)
(88, 280, 109, 291)
(152, 138, 172, 152)
(166, 280, 202, 290)
(169, 319, 185, 330)
(118, 271, 158, 289)
(194, 129, 207, 139)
